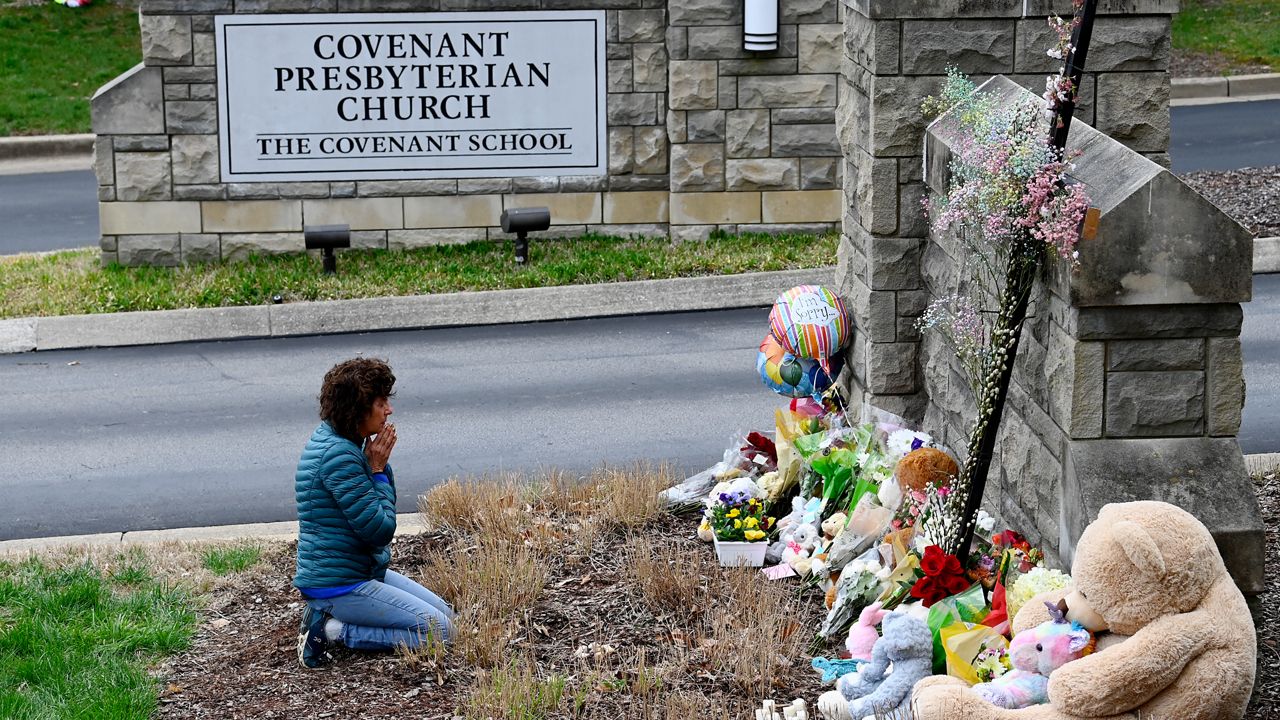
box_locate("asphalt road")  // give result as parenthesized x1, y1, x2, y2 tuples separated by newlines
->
(0, 100, 1276, 254)
(3, 291, 1276, 541)
(1170, 98, 1280, 173)
(1241, 273, 1280, 456)
(0, 308, 786, 540)
(0, 168, 98, 254)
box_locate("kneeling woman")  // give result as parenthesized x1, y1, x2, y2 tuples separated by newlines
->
(294, 357, 454, 668)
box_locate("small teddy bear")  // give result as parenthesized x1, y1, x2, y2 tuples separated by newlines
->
(894, 447, 958, 492)
(782, 522, 821, 574)
(818, 612, 933, 720)
(844, 601, 886, 662)
(972, 602, 1095, 709)
(822, 512, 848, 541)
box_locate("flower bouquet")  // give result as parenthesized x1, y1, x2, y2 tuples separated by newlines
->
(707, 491, 776, 567)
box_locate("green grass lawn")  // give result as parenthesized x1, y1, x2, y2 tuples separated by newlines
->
(0, 231, 836, 318)
(0, 552, 198, 720)
(199, 543, 263, 576)
(1173, 0, 1280, 70)
(0, 2, 141, 136)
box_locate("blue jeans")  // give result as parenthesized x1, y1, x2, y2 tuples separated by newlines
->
(305, 570, 455, 651)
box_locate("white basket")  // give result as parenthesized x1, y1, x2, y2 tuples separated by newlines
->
(713, 538, 768, 567)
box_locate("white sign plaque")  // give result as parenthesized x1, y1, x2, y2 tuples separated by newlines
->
(215, 11, 606, 182)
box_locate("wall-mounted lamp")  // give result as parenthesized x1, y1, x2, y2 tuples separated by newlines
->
(500, 206, 551, 264)
(304, 224, 351, 274)
(744, 0, 778, 51)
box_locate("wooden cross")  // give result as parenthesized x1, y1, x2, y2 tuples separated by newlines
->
(1049, 0, 1099, 153)
(948, 0, 1101, 559)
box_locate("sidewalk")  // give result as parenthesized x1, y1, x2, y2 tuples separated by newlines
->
(0, 267, 832, 355)
(1171, 72, 1280, 105)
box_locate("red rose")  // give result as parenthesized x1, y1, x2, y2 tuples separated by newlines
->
(942, 553, 964, 577)
(999, 530, 1027, 548)
(942, 573, 971, 596)
(910, 576, 950, 607)
(919, 545, 947, 576)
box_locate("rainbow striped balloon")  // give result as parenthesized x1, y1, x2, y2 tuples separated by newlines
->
(768, 285, 851, 363)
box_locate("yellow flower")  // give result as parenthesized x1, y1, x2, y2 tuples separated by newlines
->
(744, 517, 759, 529)
(726, 509, 740, 518)
(733, 519, 742, 529)
(744, 529, 766, 541)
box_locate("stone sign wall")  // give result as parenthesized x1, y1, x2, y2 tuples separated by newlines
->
(92, 0, 844, 266)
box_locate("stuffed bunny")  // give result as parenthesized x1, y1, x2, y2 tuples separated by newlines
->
(844, 601, 887, 662)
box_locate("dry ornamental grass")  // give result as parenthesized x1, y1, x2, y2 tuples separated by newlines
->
(141, 464, 828, 719)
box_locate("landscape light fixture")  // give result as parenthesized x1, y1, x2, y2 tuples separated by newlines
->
(304, 224, 351, 275)
(500, 206, 551, 264)
(744, 0, 778, 51)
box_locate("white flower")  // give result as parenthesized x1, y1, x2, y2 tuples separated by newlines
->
(976, 509, 996, 533)
(1072, 250, 1080, 259)
(886, 429, 932, 458)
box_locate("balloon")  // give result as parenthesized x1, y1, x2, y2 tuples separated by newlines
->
(757, 334, 841, 399)
(768, 285, 851, 364)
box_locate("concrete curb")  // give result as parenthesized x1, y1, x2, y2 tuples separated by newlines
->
(1172, 73, 1280, 104)
(6, 454, 1277, 555)
(1245, 453, 1280, 476)
(0, 514, 429, 556)
(0, 134, 94, 161)
(1255, 237, 1280, 275)
(0, 267, 832, 355)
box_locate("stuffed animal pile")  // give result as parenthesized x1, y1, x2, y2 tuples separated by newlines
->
(911, 501, 1257, 720)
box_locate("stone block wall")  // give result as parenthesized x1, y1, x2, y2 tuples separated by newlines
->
(92, 0, 844, 266)
(664, 0, 844, 241)
(836, 0, 1177, 428)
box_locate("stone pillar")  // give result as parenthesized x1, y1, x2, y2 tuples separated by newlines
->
(921, 76, 1262, 594)
(836, 0, 1177, 425)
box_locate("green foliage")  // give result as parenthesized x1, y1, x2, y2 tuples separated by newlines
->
(0, 555, 198, 720)
(1173, 0, 1279, 70)
(464, 661, 568, 720)
(0, 232, 837, 319)
(199, 543, 263, 576)
(0, 3, 142, 135)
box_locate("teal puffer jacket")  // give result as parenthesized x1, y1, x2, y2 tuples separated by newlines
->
(293, 422, 397, 590)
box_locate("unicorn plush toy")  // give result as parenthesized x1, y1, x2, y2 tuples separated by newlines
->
(972, 602, 1096, 709)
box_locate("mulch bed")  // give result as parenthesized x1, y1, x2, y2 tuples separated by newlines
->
(1172, 49, 1273, 78)
(1180, 166, 1280, 239)
(151, 513, 830, 720)
(151, 472, 1280, 720)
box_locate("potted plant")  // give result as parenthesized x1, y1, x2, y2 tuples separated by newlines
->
(707, 492, 775, 567)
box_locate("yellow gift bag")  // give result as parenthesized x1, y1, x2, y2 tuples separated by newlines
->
(939, 622, 1010, 685)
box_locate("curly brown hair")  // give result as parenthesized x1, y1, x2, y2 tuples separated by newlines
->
(319, 358, 396, 442)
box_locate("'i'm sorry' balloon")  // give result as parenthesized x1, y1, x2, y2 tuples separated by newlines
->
(768, 285, 850, 365)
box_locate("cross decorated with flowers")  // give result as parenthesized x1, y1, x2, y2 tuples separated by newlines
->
(943, 0, 1100, 559)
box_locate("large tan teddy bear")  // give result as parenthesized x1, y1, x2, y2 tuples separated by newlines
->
(912, 501, 1256, 720)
